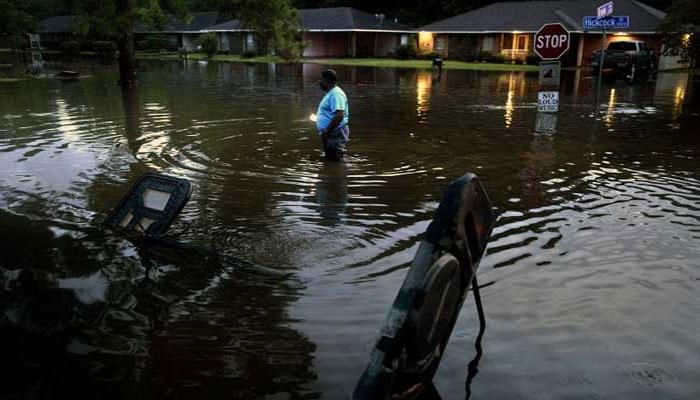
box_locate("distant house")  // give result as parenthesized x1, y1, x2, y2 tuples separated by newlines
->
(36, 12, 226, 52)
(135, 12, 227, 52)
(36, 15, 77, 49)
(201, 19, 259, 54)
(418, 0, 674, 68)
(203, 7, 415, 57)
(300, 7, 414, 57)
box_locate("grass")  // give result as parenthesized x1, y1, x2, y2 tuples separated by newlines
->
(136, 51, 539, 72)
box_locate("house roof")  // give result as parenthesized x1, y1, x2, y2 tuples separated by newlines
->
(205, 7, 414, 32)
(37, 12, 226, 34)
(37, 15, 75, 33)
(419, 0, 666, 33)
(301, 7, 413, 32)
(137, 11, 227, 33)
(204, 19, 246, 32)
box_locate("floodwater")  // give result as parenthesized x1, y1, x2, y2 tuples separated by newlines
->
(1, 61, 699, 399)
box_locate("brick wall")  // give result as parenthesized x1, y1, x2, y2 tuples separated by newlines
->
(303, 32, 350, 58)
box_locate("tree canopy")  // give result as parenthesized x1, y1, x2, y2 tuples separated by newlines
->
(660, 0, 699, 66)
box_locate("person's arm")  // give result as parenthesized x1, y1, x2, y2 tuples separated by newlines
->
(321, 110, 345, 140)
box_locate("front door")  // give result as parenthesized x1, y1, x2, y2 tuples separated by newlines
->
(517, 35, 527, 50)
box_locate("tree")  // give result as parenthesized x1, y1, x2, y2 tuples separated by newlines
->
(235, 0, 303, 62)
(71, 0, 189, 86)
(660, 0, 700, 68)
(197, 32, 219, 57)
(0, 0, 37, 34)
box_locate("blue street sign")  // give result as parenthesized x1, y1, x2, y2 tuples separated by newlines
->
(597, 2, 613, 18)
(583, 16, 630, 29)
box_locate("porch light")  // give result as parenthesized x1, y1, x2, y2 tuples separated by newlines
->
(418, 31, 434, 48)
(682, 33, 691, 45)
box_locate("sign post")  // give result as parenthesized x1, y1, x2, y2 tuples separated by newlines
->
(597, 1, 614, 18)
(534, 23, 570, 117)
(583, 2, 633, 124)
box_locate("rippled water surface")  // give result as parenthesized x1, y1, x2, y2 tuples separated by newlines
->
(1, 62, 699, 399)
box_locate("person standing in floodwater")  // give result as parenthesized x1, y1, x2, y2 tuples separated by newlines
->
(316, 69, 349, 161)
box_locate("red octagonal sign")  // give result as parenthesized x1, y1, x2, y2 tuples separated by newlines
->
(534, 23, 570, 60)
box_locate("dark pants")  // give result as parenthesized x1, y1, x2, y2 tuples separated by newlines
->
(321, 126, 349, 161)
(323, 139, 344, 161)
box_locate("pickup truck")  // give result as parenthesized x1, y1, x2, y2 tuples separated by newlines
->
(591, 40, 656, 76)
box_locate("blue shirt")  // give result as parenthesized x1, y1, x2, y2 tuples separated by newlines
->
(316, 86, 349, 133)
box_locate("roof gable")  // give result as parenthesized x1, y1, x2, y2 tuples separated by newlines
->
(37, 15, 75, 33)
(420, 0, 666, 33)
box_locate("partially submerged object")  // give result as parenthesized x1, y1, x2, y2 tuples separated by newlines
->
(354, 173, 496, 399)
(104, 172, 192, 237)
(54, 70, 80, 80)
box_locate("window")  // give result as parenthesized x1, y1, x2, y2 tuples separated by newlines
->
(608, 41, 637, 51)
(400, 34, 408, 46)
(435, 36, 446, 51)
(246, 33, 255, 49)
(482, 36, 494, 51)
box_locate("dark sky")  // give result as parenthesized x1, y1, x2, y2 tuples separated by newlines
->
(291, 0, 673, 26)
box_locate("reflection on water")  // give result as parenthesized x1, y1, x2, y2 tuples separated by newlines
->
(503, 73, 517, 128)
(604, 88, 616, 127)
(315, 161, 348, 224)
(416, 71, 432, 119)
(1, 62, 699, 399)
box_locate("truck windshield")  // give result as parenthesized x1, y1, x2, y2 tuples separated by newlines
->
(607, 42, 637, 51)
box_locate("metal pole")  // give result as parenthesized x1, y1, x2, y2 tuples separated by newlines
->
(595, 28, 607, 117)
(465, 275, 486, 400)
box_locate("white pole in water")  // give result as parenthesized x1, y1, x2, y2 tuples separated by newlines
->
(595, 27, 607, 116)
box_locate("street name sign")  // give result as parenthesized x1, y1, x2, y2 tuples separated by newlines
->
(597, 2, 613, 18)
(583, 16, 630, 30)
(538, 91, 559, 112)
(539, 61, 561, 86)
(534, 23, 571, 60)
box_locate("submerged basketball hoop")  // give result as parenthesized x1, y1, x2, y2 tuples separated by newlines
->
(104, 173, 192, 237)
(354, 173, 496, 400)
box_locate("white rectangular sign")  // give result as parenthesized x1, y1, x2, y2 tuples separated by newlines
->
(597, 2, 613, 18)
(538, 91, 559, 112)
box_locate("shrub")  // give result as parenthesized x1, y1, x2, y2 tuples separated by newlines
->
(59, 41, 81, 58)
(275, 31, 304, 62)
(197, 33, 219, 58)
(473, 50, 488, 62)
(241, 50, 257, 59)
(525, 52, 540, 65)
(418, 51, 442, 60)
(488, 53, 507, 64)
(395, 43, 417, 60)
(93, 41, 117, 64)
(144, 35, 169, 52)
(10, 35, 29, 50)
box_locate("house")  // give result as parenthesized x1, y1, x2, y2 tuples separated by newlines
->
(201, 19, 259, 54)
(36, 12, 226, 52)
(135, 12, 227, 52)
(418, 0, 672, 68)
(203, 7, 415, 57)
(299, 7, 414, 58)
(36, 15, 77, 49)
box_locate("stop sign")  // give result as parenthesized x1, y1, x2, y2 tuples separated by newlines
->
(534, 23, 570, 60)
